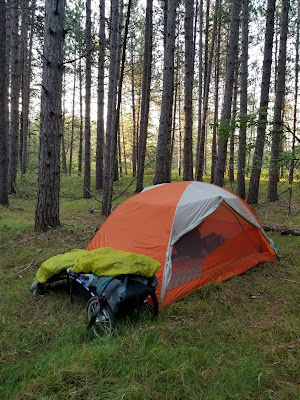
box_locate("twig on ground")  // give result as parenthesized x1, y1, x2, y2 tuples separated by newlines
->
(266, 268, 300, 284)
(14, 260, 35, 275)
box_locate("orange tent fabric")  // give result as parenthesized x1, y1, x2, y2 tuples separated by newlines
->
(87, 182, 277, 308)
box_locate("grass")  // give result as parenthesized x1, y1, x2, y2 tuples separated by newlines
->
(0, 173, 299, 399)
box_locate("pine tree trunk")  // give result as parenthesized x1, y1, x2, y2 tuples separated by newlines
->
(20, 0, 29, 173)
(195, 0, 203, 181)
(229, 65, 238, 183)
(170, 67, 178, 167)
(0, 0, 9, 205)
(61, 75, 67, 175)
(95, 0, 105, 190)
(35, 0, 66, 230)
(210, 11, 221, 184)
(268, 0, 289, 201)
(69, 61, 76, 175)
(78, 58, 83, 175)
(215, 0, 241, 187)
(130, 47, 137, 177)
(203, 0, 209, 94)
(236, 0, 248, 199)
(83, 0, 92, 198)
(289, 0, 299, 184)
(153, 0, 177, 184)
(121, 107, 127, 175)
(102, 0, 119, 215)
(9, 0, 21, 194)
(178, 82, 182, 176)
(182, 0, 194, 181)
(113, 0, 124, 182)
(195, 0, 219, 181)
(136, 0, 153, 192)
(247, 0, 275, 204)
(118, 126, 122, 177)
(115, 0, 132, 180)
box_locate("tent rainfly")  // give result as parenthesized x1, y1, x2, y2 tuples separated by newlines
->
(88, 182, 278, 307)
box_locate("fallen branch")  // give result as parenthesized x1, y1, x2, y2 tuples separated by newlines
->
(265, 269, 300, 284)
(14, 260, 35, 276)
(262, 224, 300, 236)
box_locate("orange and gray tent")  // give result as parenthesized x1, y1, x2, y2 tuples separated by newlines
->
(87, 181, 278, 308)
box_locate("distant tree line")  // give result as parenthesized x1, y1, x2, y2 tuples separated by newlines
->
(0, 0, 299, 230)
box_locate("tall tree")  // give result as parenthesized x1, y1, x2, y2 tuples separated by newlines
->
(8, 0, 21, 194)
(215, 0, 241, 187)
(83, 0, 91, 198)
(153, 0, 177, 184)
(0, 0, 8, 205)
(211, 8, 221, 183)
(289, 0, 299, 184)
(114, 0, 132, 181)
(236, 0, 248, 199)
(61, 75, 68, 175)
(229, 64, 239, 183)
(195, 0, 203, 181)
(195, 0, 219, 181)
(113, 0, 124, 181)
(35, 0, 66, 229)
(136, 0, 153, 192)
(182, 0, 194, 181)
(268, 0, 289, 201)
(102, 0, 119, 215)
(96, 0, 105, 190)
(247, 0, 276, 204)
(130, 45, 137, 177)
(78, 58, 83, 175)
(69, 61, 76, 175)
(20, 0, 36, 174)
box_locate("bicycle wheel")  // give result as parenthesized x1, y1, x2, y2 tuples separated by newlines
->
(87, 297, 115, 337)
(143, 291, 159, 318)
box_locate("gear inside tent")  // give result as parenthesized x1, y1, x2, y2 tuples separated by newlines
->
(87, 181, 278, 308)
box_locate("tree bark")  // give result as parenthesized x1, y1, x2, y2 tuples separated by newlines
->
(8, 0, 21, 194)
(114, 0, 132, 181)
(69, 60, 76, 175)
(178, 82, 182, 176)
(102, 0, 119, 215)
(35, 0, 66, 230)
(130, 46, 137, 177)
(136, 0, 153, 192)
(83, 0, 91, 198)
(0, 0, 9, 204)
(229, 65, 239, 183)
(196, 0, 219, 181)
(215, 0, 241, 187)
(61, 75, 67, 175)
(182, 0, 194, 181)
(20, 0, 35, 174)
(236, 0, 248, 199)
(113, 0, 124, 182)
(195, 0, 203, 181)
(95, 0, 105, 190)
(78, 58, 83, 175)
(268, 0, 289, 201)
(211, 10, 221, 184)
(121, 106, 127, 175)
(247, 0, 276, 204)
(153, 0, 177, 184)
(289, 0, 299, 184)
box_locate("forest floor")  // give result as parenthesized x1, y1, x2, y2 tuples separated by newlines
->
(0, 173, 299, 400)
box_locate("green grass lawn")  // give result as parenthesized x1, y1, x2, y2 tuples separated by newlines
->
(0, 174, 299, 400)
